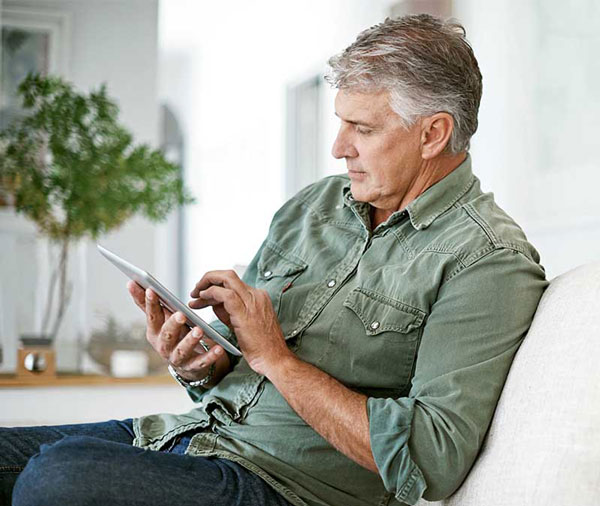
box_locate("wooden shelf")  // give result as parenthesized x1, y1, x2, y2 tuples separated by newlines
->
(0, 373, 175, 388)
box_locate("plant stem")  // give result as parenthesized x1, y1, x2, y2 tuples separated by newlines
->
(41, 245, 60, 336)
(49, 238, 72, 340)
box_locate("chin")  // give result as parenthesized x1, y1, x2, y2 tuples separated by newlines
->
(349, 182, 369, 202)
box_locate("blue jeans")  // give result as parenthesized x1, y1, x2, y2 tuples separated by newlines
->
(0, 419, 293, 506)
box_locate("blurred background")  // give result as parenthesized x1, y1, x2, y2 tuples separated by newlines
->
(1, 0, 599, 423)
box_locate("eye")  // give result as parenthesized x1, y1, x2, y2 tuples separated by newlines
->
(355, 126, 372, 135)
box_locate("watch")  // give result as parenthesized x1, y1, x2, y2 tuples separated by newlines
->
(167, 340, 215, 388)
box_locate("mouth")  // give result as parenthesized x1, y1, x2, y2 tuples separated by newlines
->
(348, 169, 366, 178)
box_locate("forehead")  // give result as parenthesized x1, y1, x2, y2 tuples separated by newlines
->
(334, 89, 395, 123)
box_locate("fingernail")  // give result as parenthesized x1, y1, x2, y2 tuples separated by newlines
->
(214, 347, 222, 355)
(192, 328, 200, 337)
(176, 313, 186, 324)
(146, 289, 153, 299)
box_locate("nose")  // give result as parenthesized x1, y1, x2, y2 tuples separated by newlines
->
(331, 125, 358, 160)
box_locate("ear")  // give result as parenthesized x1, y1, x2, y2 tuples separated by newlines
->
(420, 113, 454, 159)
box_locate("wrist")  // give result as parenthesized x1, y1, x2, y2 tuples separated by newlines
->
(168, 363, 214, 388)
(262, 349, 299, 382)
(167, 339, 215, 388)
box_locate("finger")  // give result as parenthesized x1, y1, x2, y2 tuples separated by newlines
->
(188, 298, 232, 327)
(169, 326, 204, 367)
(188, 297, 211, 309)
(195, 285, 244, 315)
(127, 281, 146, 313)
(190, 270, 248, 299)
(162, 306, 173, 320)
(187, 342, 224, 370)
(212, 305, 233, 329)
(145, 288, 165, 334)
(157, 311, 189, 354)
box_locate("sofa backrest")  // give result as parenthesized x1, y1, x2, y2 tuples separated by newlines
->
(419, 262, 600, 506)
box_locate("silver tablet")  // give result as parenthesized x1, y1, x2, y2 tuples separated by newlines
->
(97, 244, 242, 356)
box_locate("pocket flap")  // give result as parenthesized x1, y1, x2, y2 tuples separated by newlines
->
(258, 242, 307, 279)
(343, 288, 426, 336)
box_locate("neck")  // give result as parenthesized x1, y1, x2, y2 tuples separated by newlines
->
(370, 152, 467, 229)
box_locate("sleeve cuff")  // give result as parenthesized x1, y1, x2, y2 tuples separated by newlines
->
(367, 396, 427, 505)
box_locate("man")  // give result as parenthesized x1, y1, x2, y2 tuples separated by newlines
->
(1, 14, 547, 506)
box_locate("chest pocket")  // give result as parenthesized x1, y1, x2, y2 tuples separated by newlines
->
(256, 242, 307, 315)
(322, 287, 426, 394)
(343, 288, 425, 341)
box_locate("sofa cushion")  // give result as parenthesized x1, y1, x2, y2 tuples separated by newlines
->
(418, 262, 600, 506)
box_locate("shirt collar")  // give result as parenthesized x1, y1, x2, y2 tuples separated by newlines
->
(342, 155, 475, 231)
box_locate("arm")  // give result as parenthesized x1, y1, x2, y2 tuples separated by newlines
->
(190, 248, 547, 503)
(266, 353, 376, 472)
(366, 248, 548, 502)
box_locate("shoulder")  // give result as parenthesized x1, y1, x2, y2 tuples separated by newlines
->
(424, 180, 544, 276)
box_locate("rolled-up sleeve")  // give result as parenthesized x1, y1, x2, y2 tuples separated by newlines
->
(367, 248, 548, 503)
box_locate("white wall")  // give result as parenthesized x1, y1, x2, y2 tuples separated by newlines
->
(158, 0, 396, 314)
(454, 0, 600, 279)
(162, 0, 600, 288)
(2, 0, 160, 371)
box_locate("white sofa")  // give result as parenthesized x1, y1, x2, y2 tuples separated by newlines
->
(418, 262, 600, 506)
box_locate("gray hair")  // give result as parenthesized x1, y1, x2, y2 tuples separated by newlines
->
(326, 14, 482, 154)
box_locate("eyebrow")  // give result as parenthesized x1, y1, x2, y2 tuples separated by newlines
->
(334, 112, 377, 128)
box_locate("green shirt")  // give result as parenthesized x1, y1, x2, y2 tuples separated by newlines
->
(133, 156, 548, 506)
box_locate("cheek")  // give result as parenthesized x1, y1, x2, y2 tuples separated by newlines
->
(358, 138, 389, 169)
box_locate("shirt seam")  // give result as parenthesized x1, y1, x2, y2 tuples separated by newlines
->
(135, 421, 208, 450)
(463, 203, 499, 245)
(390, 228, 417, 260)
(445, 245, 499, 282)
(396, 465, 423, 503)
(460, 203, 531, 257)
(420, 247, 467, 269)
(293, 194, 365, 234)
(409, 173, 475, 230)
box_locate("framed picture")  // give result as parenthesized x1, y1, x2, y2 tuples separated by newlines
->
(0, 7, 71, 129)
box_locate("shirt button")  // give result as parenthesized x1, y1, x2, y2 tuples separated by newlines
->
(263, 270, 272, 278)
(370, 321, 380, 330)
(327, 279, 336, 288)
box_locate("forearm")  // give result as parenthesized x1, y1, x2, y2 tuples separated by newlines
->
(265, 354, 378, 473)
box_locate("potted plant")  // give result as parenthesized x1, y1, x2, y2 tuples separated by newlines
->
(0, 73, 193, 347)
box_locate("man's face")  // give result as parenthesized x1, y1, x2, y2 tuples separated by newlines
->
(332, 89, 423, 213)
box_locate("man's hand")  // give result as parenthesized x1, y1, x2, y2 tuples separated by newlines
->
(189, 270, 292, 376)
(127, 281, 229, 384)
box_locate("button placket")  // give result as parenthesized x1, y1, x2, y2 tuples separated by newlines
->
(295, 237, 366, 337)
